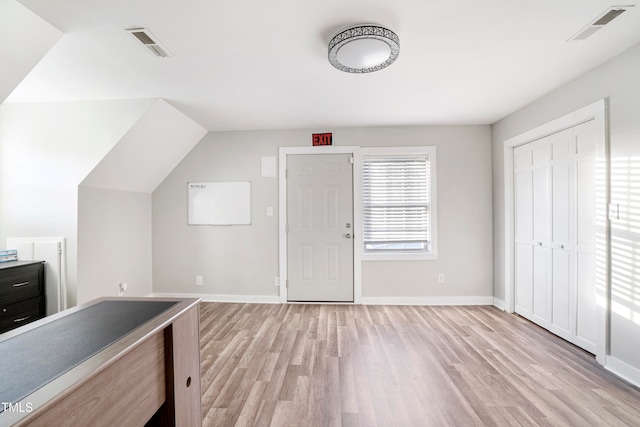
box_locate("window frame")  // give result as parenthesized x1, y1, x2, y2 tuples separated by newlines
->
(359, 146, 438, 261)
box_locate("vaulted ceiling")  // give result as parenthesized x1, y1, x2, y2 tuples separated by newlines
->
(8, 0, 640, 131)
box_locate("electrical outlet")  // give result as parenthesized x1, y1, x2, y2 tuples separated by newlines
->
(195, 275, 203, 286)
(118, 282, 128, 296)
(438, 274, 445, 284)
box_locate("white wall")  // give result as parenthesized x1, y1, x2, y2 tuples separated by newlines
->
(81, 99, 207, 193)
(0, 0, 61, 103)
(0, 99, 154, 306)
(152, 125, 493, 302)
(76, 99, 206, 303)
(492, 42, 640, 383)
(77, 186, 152, 303)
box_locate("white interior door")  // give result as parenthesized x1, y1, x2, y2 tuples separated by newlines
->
(513, 120, 597, 354)
(531, 140, 551, 328)
(573, 120, 597, 353)
(286, 154, 354, 302)
(550, 128, 573, 340)
(514, 146, 533, 317)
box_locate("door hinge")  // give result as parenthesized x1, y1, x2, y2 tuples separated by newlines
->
(285, 280, 289, 288)
(349, 156, 354, 164)
(285, 224, 289, 233)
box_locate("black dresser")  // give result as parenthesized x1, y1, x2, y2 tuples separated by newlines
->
(0, 261, 45, 334)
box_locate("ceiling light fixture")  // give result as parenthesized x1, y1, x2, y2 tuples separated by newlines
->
(328, 25, 400, 73)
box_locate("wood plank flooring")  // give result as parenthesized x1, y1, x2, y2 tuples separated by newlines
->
(199, 303, 640, 426)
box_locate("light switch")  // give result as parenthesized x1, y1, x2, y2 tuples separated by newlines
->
(608, 203, 620, 220)
(266, 206, 273, 216)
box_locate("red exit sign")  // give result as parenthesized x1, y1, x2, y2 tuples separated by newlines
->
(312, 132, 332, 146)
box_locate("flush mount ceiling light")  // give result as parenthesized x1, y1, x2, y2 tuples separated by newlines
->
(328, 25, 400, 73)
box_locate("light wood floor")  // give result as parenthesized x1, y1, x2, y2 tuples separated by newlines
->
(199, 303, 640, 426)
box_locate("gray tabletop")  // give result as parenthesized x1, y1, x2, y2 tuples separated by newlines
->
(0, 300, 178, 411)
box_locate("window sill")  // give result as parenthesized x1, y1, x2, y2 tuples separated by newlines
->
(361, 252, 437, 261)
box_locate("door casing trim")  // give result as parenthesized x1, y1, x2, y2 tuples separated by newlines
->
(502, 99, 608, 364)
(279, 146, 361, 303)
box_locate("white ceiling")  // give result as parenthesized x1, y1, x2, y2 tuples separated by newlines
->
(8, 0, 640, 131)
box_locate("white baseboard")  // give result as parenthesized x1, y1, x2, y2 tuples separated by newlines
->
(493, 297, 507, 311)
(148, 293, 495, 307)
(148, 292, 280, 304)
(360, 296, 494, 306)
(605, 355, 640, 389)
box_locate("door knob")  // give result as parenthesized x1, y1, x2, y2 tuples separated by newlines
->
(345, 233, 352, 239)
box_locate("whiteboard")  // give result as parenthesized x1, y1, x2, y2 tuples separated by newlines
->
(188, 182, 251, 225)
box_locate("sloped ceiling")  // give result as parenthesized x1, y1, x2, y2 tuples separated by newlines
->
(8, 0, 640, 131)
(0, 1, 61, 104)
(80, 99, 207, 193)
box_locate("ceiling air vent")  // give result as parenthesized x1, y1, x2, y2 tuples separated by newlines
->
(568, 5, 634, 41)
(126, 28, 172, 57)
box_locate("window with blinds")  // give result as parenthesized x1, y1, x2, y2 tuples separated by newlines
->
(362, 153, 432, 253)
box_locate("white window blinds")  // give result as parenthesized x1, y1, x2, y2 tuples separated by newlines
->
(362, 154, 432, 253)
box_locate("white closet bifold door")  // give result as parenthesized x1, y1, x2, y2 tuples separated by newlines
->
(513, 120, 597, 354)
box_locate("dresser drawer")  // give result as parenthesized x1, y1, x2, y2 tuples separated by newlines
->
(0, 296, 42, 333)
(0, 265, 42, 305)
